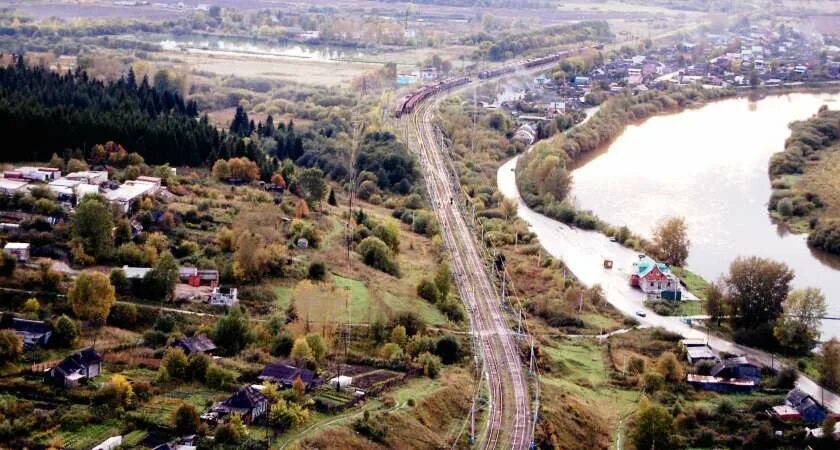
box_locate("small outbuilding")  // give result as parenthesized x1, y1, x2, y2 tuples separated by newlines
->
(3, 242, 30, 262)
(172, 334, 217, 356)
(259, 363, 318, 390)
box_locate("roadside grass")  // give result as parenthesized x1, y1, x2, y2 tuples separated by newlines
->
(672, 266, 709, 301)
(580, 312, 623, 332)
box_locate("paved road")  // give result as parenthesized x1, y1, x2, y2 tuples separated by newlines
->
(498, 155, 840, 413)
(406, 97, 532, 449)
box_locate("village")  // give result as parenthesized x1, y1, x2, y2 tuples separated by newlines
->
(418, 20, 840, 146)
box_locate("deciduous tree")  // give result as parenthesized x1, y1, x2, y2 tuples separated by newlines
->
(774, 288, 827, 354)
(68, 272, 116, 326)
(72, 196, 114, 261)
(630, 397, 675, 450)
(723, 256, 794, 328)
(0, 330, 22, 365)
(817, 338, 840, 391)
(174, 403, 200, 435)
(653, 216, 690, 266)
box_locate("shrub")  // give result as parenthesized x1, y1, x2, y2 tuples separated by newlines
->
(417, 351, 441, 378)
(51, 315, 79, 348)
(307, 262, 327, 281)
(205, 364, 237, 390)
(416, 279, 440, 303)
(107, 303, 138, 329)
(357, 236, 400, 276)
(162, 347, 188, 380)
(174, 403, 200, 435)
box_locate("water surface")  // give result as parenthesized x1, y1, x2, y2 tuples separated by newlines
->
(570, 92, 840, 333)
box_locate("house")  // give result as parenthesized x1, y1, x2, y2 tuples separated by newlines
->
(771, 388, 828, 424)
(711, 356, 761, 383)
(630, 256, 680, 298)
(259, 363, 318, 390)
(48, 178, 80, 201)
(201, 385, 268, 425)
(573, 76, 590, 86)
(173, 334, 217, 356)
(3, 242, 30, 262)
(179, 267, 219, 287)
(686, 374, 757, 393)
(209, 287, 238, 306)
(9, 318, 51, 347)
(419, 67, 438, 80)
(75, 184, 101, 203)
(46, 347, 102, 387)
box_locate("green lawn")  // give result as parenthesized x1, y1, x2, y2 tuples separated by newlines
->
(672, 266, 709, 301)
(332, 274, 372, 323)
(381, 291, 447, 326)
(274, 285, 292, 310)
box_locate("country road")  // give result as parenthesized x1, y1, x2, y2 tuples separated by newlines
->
(498, 155, 840, 413)
(404, 96, 532, 449)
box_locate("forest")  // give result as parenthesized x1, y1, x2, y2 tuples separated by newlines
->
(0, 56, 229, 167)
(466, 21, 613, 61)
(516, 86, 735, 221)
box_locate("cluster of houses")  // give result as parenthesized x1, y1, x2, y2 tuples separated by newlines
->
(494, 22, 840, 132)
(0, 166, 163, 214)
(118, 264, 238, 306)
(679, 338, 838, 430)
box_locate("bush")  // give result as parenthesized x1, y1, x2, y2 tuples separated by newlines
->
(357, 236, 400, 276)
(773, 366, 798, 389)
(51, 315, 79, 348)
(205, 364, 237, 390)
(307, 262, 327, 281)
(416, 279, 440, 303)
(417, 352, 441, 378)
(434, 335, 461, 364)
(174, 403, 200, 435)
(107, 303, 138, 329)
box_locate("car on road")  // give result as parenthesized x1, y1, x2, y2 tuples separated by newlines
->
(635, 309, 647, 317)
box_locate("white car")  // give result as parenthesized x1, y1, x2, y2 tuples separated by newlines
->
(635, 310, 647, 317)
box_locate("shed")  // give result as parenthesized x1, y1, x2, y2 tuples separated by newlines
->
(173, 334, 217, 356)
(9, 318, 51, 347)
(711, 356, 761, 383)
(329, 375, 353, 389)
(3, 242, 30, 262)
(685, 346, 718, 365)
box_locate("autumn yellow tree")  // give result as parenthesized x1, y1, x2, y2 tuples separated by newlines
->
(68, 272, 116, 327)
(653, 216, 691, 266)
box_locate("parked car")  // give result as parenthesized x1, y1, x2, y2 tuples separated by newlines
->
(635, 310, 647, 317)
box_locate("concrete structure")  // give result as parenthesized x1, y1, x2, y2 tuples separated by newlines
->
(17, 167, 59, 181)
(209, 287, 238, 306)
(3, 242, 30, 262)
(65, 170, 108, 185)
(105, 179, 158, 213)
(0, 178, 29, 196)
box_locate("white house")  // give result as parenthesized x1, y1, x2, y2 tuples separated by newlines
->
(4, 242, 30, 262)
(209, 287, 238, 306)
(105, 180, 158, 213)
(0, 178, 29, 196)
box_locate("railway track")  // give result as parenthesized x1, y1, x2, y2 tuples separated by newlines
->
(406, 95, 531, 449)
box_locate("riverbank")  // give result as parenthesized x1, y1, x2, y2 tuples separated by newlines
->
(767, 107, 840, 256)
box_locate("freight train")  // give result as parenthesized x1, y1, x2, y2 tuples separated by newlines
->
(393, 44, 603, 118)
(393, 76, 471, 118)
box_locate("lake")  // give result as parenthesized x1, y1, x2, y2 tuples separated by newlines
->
(569, 92, 840, 335)
(153, 34, 373, 62)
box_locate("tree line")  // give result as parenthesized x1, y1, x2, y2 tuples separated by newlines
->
(466, 21, 613, 61)
(0, 56, 232, 167)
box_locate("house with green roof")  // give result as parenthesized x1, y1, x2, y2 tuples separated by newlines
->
(630, 256, 681, 299)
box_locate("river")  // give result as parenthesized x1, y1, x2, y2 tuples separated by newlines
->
(566, 92, 840, 335)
